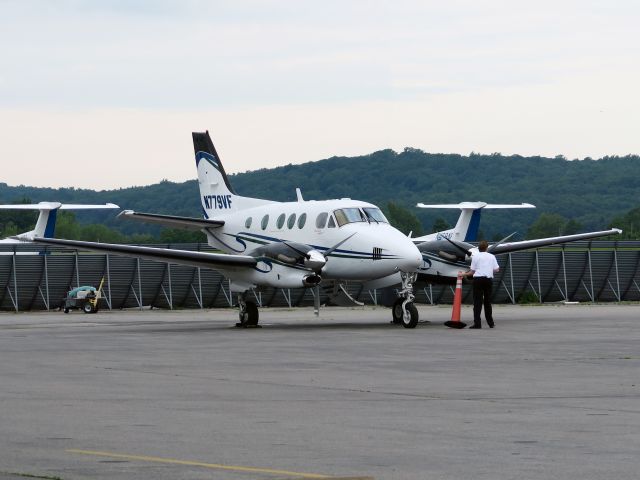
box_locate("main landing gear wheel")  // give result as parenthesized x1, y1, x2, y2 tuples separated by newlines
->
(391, 298, 404, 324)
(236, 300, 260, 328)
(392, 299, 418, 328)
(402, 302, 419, 328)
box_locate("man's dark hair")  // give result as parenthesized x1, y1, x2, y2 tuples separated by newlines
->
(478, 240, 489, 252)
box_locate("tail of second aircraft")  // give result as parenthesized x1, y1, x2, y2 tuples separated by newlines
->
(1, 202, 119, 243)
(413, 202, 535, 242)
(193, 131, 273, 218)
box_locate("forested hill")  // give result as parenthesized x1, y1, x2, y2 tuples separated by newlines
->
(1, 149, 639, 239)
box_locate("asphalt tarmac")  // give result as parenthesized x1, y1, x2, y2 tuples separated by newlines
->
(0, 304, 638, 480)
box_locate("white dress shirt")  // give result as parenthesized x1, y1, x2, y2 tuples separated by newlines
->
(470, 251, 499, 278)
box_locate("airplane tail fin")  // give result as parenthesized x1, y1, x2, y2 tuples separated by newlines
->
(193, 131, 272, 217)
(0, 202, 119, 242)
(24, 203, 59, 240)
(414, 202, 535, 242)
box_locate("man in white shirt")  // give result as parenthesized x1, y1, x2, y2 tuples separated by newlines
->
(461, 240, 499, 329)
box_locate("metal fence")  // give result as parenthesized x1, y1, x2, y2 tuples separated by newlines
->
(1, 241, 639, 312)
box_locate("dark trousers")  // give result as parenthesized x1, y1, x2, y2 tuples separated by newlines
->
(472, 277, 494, 327)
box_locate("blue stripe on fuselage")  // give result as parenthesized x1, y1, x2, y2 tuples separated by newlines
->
(225, 231, 398, 259)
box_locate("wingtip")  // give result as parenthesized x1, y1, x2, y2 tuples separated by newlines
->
(116, 210, 134, 218)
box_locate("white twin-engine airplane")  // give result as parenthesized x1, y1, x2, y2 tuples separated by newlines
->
(362, 201, 621, 322)
(410, 201, 622, 286)
(32, 132, 424, 327)
(1, 202, 119, 247)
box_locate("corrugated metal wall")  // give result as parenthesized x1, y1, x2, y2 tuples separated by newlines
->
(1, 241, 639, 311)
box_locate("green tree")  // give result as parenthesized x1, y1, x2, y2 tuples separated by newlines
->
(79, 224, 126, 243)
(0, 197, 37, 236)
(159, 228, 206, 244)
(526, 214, 586, 238)
(432, 217, 450, 233)
(609, 206, 640, 239)
(563, 218, 583, 235)
(526, 213, 568, 238)
(1, 221, 18, 238)
(384, 202, 424, 236)
(54, 211, 81, 239)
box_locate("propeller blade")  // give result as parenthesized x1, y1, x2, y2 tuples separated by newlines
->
(314, 285, 320, 316)
(281, 240, 310, 259)
(442, 236, 471, 257)
(488, 232, 517, 253)
(323, 233, 357, 258)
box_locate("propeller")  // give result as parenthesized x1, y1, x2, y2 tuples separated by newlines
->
(282, 233, 357, 273)
(323, 232, 356, 257)
(442, 236, 473, 258)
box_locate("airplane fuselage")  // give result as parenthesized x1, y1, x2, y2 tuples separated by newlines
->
(204, 198, 422, 290)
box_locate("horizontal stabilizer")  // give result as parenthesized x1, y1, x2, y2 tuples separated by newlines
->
(118, 211, 224, 230)
(0, 202, 119, 210)
(417, 202, 535, 209)
(413, 201, 536, 243)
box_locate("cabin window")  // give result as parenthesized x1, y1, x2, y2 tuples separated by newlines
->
(261, 214, 269, 230)
(316, 212, 328, 229)
(328, 216, 336, 228)
(276, 213, 286, 229)
(363, 207, 388, 224)
(334, 208, 366, 227)
(287, 213, 296, 229)
(298, 213, 307, 229)
(245, 217, 252, 229)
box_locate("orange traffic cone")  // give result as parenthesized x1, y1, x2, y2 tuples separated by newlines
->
(445, 273, 467, 329)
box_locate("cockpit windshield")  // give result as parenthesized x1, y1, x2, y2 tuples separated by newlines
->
(333, 207, 388, 227)
(334, 208, 367, 227)
(363, 207, 389, 224)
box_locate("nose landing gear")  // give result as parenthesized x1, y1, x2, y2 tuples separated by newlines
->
(391, 272, 419, 328)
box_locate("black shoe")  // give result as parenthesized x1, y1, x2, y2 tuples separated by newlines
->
(488, 324, 495, 328)
(469, 325, 481, 329)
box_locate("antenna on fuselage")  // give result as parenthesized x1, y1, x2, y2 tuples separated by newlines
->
(296, 188, 304, 202)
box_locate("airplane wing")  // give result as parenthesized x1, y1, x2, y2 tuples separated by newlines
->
(490, 228, 622, 255)
(32, 237, 256, 271)
(117, 210, 224, 230)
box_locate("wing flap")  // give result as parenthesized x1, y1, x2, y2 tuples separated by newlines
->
(118, 210, 224, 230)
(32, 237, 256, 271)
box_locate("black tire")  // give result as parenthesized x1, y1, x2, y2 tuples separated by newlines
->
(391, 298, 404, 324)
(238, 301, 259, 327)
(401, 302, 419, 329)
(63, 307, 69, 314)
(83, 302, 94, 314)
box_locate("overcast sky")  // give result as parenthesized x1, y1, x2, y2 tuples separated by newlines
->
(1, 0, 639, 190)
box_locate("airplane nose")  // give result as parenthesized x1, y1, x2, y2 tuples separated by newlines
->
(398, 241, 422, 272)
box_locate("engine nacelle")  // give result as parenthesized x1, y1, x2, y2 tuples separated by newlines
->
(253, 242, 326, 272)
(302, 274, 322, 287)
(416, 239, 473, 261)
